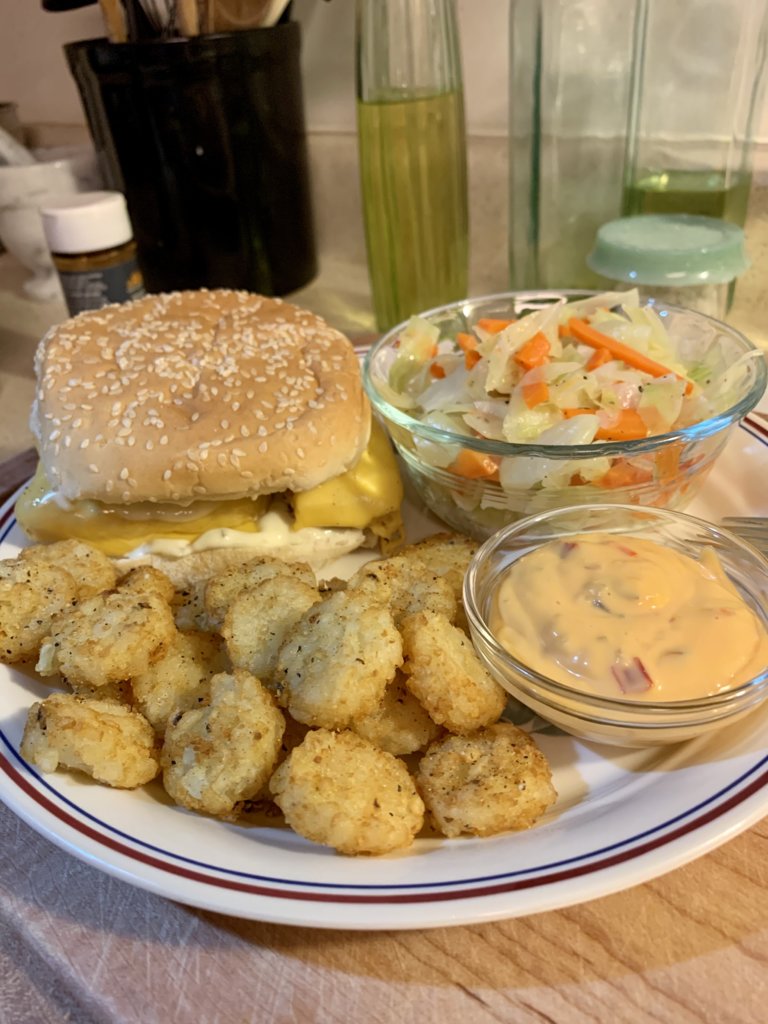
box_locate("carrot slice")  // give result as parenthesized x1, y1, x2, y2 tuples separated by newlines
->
(562, 407, 597, 419)
(465, 348, 482, 370)
(449, 449, 500, 480)
(562, 406, 647, 440)
(594, 408, 648, 442)
(477, 318, 515, 334)
(514, 331, 551, 371)
(429, 362, 446, 379)
(655, 442, 683, 482)
(568, 318, 693, 394)
(522, 380, 549, 408)
(586, 346, 612, 370)
(456, 331, 478, 352)
(597, 460, 654, 489)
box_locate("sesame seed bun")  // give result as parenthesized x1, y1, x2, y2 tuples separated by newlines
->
(31, 290, 371, 505)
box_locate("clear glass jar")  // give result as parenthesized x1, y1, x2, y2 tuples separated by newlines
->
(356, 0, 469, 331)
(588, 213, 749, 319)
(621, 0, 767, 225)
(508, 0, 768, 292)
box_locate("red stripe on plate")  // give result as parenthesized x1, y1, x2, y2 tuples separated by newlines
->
(3, 751, 768, 904)
(744, 413, 768, 442)
(0, 502, 16, 532)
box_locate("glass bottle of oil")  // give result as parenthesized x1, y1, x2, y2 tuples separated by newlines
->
(619, 0, 767, 230)
(356, 0, 468, 332)
(508, 0, 768, 292)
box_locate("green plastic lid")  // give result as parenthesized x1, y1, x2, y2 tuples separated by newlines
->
(588, 213, 749, 286)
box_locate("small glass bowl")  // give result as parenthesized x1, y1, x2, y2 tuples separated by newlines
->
(463, 504, 768, 748)
(362, 291, 766, 540)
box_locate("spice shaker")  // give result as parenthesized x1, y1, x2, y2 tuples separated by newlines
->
(40, 191, 146, 315)
(587, 214, 750, 319)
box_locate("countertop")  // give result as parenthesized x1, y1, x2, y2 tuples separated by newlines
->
(1, 252, 768, 1024)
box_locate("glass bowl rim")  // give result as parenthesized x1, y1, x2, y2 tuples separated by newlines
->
(462, 502, 768, 716)
(362, 290, 767, 460)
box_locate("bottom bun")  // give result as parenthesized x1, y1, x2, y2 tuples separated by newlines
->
(114, 527, 369, 589)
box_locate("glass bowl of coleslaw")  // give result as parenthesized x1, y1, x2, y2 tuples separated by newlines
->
(362, 290, 766, 539)
(463, 504, 768, 747)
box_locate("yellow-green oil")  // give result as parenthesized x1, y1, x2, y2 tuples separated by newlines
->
(357, 90, 468, 331)
(623, 168, 752, 225)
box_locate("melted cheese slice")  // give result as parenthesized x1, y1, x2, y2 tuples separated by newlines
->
(15, 421, 404, 557)
(292, 420, 403, 530)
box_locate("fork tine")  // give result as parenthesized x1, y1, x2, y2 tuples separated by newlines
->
(720, 517, 768, 556)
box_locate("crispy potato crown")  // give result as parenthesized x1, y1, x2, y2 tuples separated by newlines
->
(6, 532, 556, 854)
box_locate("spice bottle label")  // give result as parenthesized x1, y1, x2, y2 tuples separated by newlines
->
(57, 258, 146, 315)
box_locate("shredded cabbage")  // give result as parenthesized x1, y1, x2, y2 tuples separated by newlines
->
(382, 291, 761, 498)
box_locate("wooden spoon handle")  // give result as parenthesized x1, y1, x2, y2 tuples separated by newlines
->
(99, 0, 128, 42)
(176, 0, 200, 35)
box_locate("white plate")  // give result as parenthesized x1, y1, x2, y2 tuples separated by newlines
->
(1, 410, 767, 931)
